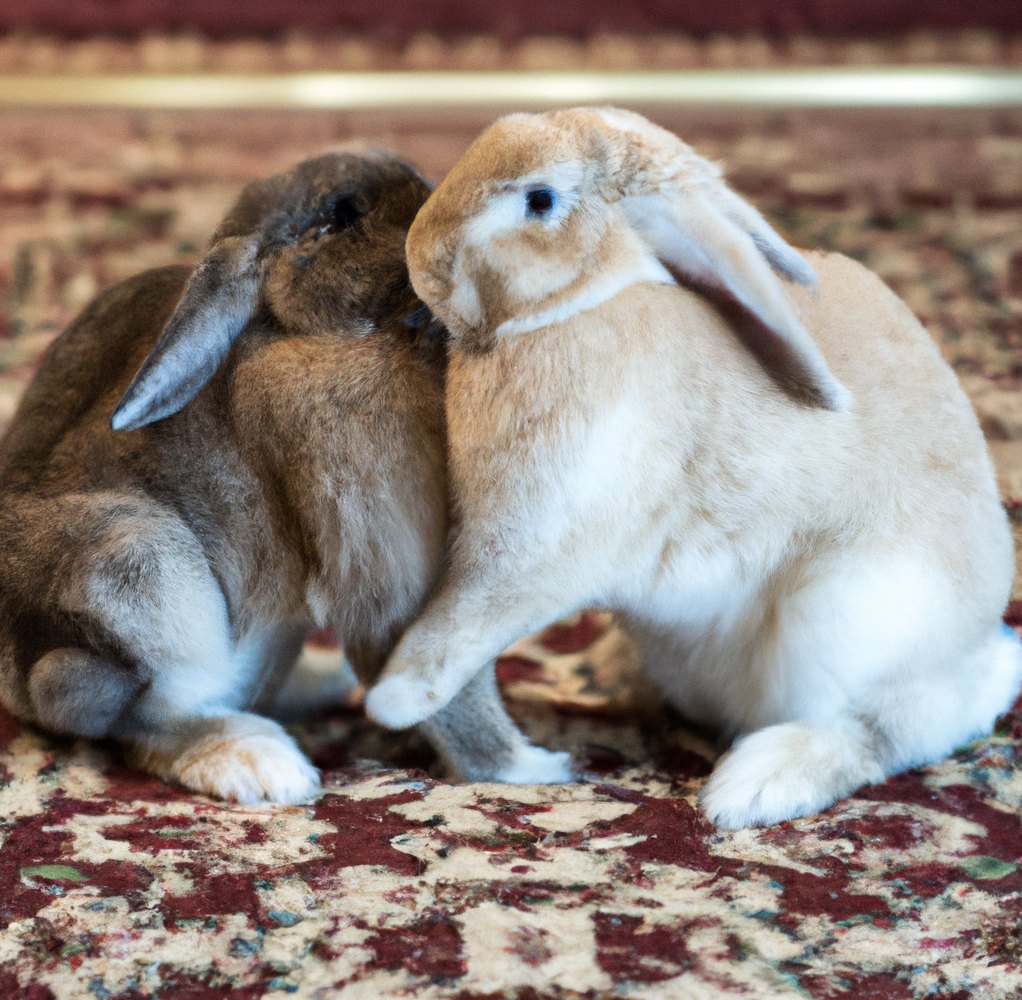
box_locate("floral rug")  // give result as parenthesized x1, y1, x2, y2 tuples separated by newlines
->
(4, 613, 1022, 999)
(3, 100, 1022, 998)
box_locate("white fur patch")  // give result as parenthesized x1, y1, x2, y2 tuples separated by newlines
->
(700, 718, 886, 828)
(639, 553, 943, 734)
(69, 508, 242, 720)
(493, 744, 573, 784)
(467, 185, 576, 241)
(873, 623, 1022, 772)
(365, 671, 441, 729)
(464, 162, 583, 253)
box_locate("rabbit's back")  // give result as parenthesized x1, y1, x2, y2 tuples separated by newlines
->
(759, 250, 1006, 591)
(0, 266, 190, 490)
(619, 249, 1000, 553)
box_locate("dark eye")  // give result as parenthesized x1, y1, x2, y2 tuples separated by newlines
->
(316, 195, 362, 238)
(527, 188, 555, 217)
(331, 196, 362, 231)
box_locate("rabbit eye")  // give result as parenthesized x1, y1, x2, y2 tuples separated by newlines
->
(331, 196, 362, 231)
(315, 196, 363, 238)
(526, 189, 555, 217)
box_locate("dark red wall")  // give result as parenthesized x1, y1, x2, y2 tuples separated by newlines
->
(1, 0, 1020, 40)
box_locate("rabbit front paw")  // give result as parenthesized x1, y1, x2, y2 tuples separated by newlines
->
(365, 671, 449, 729)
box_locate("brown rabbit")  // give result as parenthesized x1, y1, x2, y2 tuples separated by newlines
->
(0, 149, 563, 803)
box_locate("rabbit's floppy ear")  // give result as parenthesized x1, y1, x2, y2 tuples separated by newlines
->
(588, 108, 848, 411)
(619, 193, 848, 410)
(112, 235, 262, 431)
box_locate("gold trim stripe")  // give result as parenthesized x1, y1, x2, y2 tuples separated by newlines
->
(0, 68, 1020, 109)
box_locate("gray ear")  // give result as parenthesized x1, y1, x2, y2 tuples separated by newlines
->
(112, 235, 261, 432)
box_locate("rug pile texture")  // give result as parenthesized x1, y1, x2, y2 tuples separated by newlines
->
(5, 616, 1022, 999)
(2, 97, 1022, 998)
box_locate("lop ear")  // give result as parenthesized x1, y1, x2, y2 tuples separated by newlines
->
(112, 235, 262, 431)
(586, 108, 848, 411)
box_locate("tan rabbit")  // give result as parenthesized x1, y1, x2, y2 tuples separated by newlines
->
(366, 108, 1021, 827)
(0, 149, 566, 804)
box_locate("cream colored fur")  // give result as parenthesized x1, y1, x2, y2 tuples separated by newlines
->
(366, 108, 1020, 828)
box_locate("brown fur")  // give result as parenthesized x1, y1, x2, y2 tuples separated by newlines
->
(0, 150, 545, 802)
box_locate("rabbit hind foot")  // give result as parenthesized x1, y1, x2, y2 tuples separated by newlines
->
(699, 717, 886, 829)
(493, 743, 574, 784)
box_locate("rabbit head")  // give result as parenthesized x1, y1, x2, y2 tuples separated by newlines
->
(406, 107, 847, 409)
(113, 148, 434, 431)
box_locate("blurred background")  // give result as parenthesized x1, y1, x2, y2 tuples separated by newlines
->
(1, 0, 1022, 597)
(1, 0, 1020, 44)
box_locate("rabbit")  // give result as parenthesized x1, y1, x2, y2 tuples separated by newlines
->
(0, 148, 568, 804)
(364, 107, 1022, 828)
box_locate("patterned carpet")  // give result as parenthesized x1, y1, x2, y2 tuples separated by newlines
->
(3, 97, 1022, 998)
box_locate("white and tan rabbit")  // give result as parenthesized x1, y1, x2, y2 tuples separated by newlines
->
(0, 149, 566, 804)
(365, 107, 1022, 827)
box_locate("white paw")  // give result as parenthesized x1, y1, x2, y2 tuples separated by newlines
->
(699, 721, 886, 829)
(171, 715, 321, 805)
(365, 672, 448, 729)
(494, 745, 574, 785)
